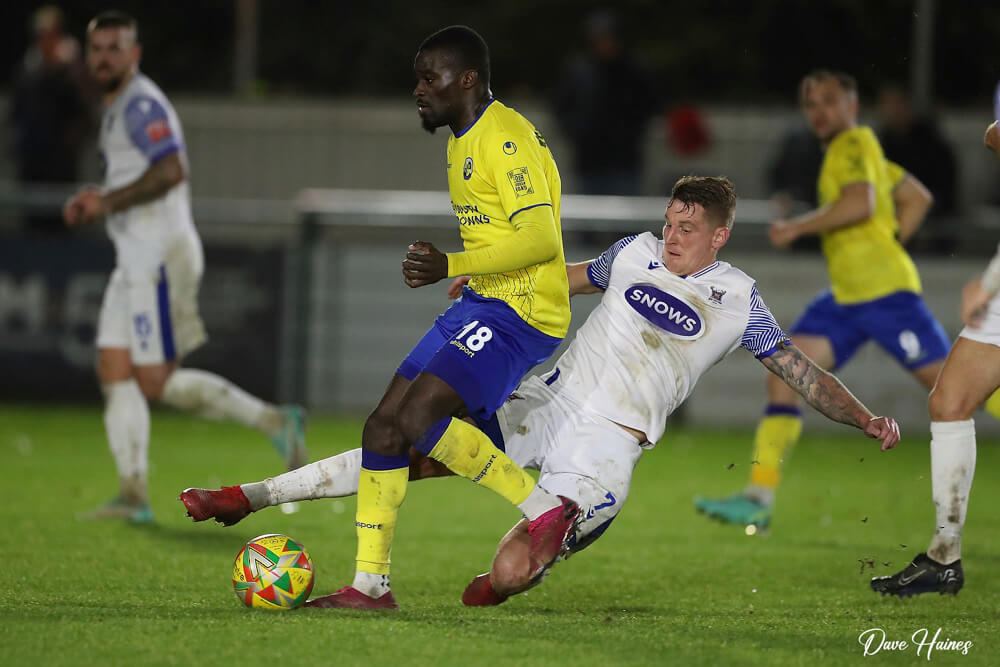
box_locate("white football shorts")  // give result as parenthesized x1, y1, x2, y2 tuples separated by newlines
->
(96, 258, 207, 365)
(496, 375, 644, 553)
(959, 292, 1000, 347)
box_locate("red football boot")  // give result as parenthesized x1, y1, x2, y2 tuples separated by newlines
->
(527, 495, 580, 580)
(179, 486, 252, 526)
(461, 573, 508, 607)
(304, 586, 399, 610)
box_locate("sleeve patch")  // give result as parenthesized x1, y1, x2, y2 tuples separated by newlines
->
(124, 95, 180, 161)
(507, 167, 534, 197)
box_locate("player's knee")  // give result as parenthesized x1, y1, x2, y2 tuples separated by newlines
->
(928, 385, 975, 422)
(135, 372, 168, 400)
(394, 401, 436, 448)
(491, 555, 533, 597)
(362, 408, 407, 456)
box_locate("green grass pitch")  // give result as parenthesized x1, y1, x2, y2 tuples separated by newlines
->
(2, 404, 998, 665)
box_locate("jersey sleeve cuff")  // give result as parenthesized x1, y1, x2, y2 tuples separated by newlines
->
(148, 143, 181, 164)
(754, 339, 789, 360)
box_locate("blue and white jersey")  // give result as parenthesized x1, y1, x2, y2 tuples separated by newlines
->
(546, 232, 788, 445)
(99, 72, 199, 278)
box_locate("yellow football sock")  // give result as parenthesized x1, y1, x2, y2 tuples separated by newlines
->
(984, 389, 1000, 419)
(429, 417, 535, 506)
(354, 466, 408, 575)
(749, 412, 803, 489)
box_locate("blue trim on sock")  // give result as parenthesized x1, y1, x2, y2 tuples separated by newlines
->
(413, 416, 451, 455)
(361, 450, 409, 471)
(764, 404, 802, 417)
(473, 413, 505, 453)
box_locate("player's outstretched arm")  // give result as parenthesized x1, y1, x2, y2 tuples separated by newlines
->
(760, 343, 900, 450)
(893, 173, 933, 245)
(567, 260, 601, 296)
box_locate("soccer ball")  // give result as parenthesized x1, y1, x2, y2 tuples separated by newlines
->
(232, 533, 314, 610)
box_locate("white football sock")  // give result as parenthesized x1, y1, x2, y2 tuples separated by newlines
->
(352, 571, 391, 598)
(240, 449, 363, 509)
(517, 485, 562, 521)
(927, 419, 976, 565)
(160, 368, 282, 434)
(103, 379, 150, 504)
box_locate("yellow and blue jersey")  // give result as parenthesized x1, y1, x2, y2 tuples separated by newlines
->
(817, 126, 921, 304)
(445, 99, 570, 338)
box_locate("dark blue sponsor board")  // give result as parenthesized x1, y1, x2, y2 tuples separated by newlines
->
(625, 283, 703, 337)
(0, 235, 283, 401)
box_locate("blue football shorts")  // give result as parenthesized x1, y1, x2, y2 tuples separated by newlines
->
(396, 286, 562, 422)
(789, 289, 950, 371)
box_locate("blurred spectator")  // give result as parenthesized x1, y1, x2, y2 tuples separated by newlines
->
(766, 123, 822, 217)
(9, 6, 96, 234)
(665, 105, 712, 158)
(877, 84, 958, 220)
(551, 10, 661, 196)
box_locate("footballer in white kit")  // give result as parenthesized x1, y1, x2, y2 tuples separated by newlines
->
(872, 121, 1000, 598)
(95, 70, 204, 364)
(63, 11, 306, 523)
(496, 231, 791, 549)
(181, 176, 900, 607)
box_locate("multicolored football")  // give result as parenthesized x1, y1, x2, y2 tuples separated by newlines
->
(232, 533, 314, 610)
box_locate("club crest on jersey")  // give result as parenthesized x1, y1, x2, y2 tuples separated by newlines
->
(502, 141, 517, 155)
(709, 286, 726, 303)
(625, 284, 704, 339)
(506, 166, 534, 197)
(463, 157, 474, 180)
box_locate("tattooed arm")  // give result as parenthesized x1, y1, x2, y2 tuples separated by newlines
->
(760, 342, 900, 450)
(64, 152, 186, 226)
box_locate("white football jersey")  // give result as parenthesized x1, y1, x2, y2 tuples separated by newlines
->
(99, 72, 199, 278)
(541, 232, 788, 445)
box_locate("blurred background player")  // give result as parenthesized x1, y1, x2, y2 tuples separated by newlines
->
(181, 177, 901, 606)
(297, 25, 576, 610)
(62, 11, 306, 522)
(694, 70, 952, 529)
(10, 5, 95, 234)
(871, 120, 1000, 597)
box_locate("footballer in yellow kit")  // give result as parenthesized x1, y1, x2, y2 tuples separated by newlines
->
(444, 97, 570, 339)
(695, 70, 950, 529)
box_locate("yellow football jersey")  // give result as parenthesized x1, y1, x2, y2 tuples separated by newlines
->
(817, 126, 921, 304)
(445, 99, 569, 338)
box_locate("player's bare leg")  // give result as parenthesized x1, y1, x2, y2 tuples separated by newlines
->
(80, 347, 153, 522)
(463, 519, 533, 606)
(695, 334, 834, 527)
(873, 338, 1000, 596)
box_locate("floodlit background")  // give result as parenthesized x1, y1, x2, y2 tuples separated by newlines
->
(2, 0, 998, 431)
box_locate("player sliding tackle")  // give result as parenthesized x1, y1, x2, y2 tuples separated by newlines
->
(183, 176, 901, 606)
(190, 26, 576, 611)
